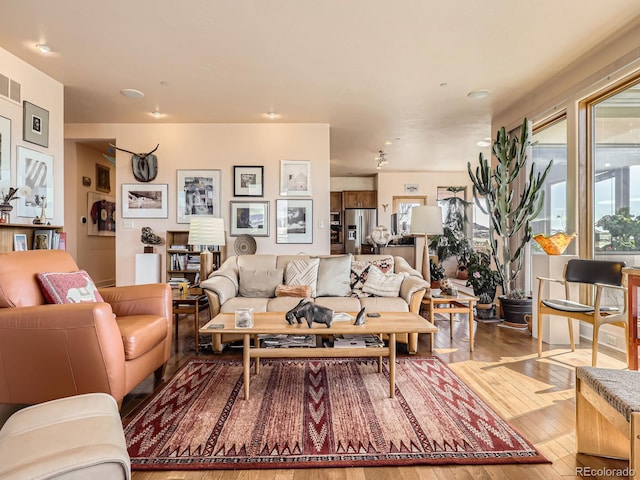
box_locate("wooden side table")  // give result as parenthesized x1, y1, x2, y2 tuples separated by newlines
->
(172, 288, 209, 354)
(421, 290, 478, 351)
(623, 267, 640, 370)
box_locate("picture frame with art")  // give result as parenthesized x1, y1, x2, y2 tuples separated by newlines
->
(0, 115, 10, 189)
(233, 165, 264, 197)
(23, 101, 49, 148)
(87, 192, 116, 236)
(16, 146, 54, 220)
(96, 163, 111, 193)
(230, 201, 269, 236)
(276, 199, 312, 244)
(13, 233, 27, 251)
(121, 183, 168, 218)
(176, 169, 221, 223)
(280, 160, 311, 196)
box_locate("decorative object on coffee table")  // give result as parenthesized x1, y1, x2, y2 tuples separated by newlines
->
(285, 299, 333, 328)
(354, 306, 366, 325)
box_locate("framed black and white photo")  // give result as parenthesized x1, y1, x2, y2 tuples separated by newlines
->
(88, 192, 116, 236)
(234, 165, 264, 197)
(230, 201, 269, 236)
(122, 183, 168, 218)
(280, 160, 311, 196)
(96, 164, 111, 193)
(13, 233, 27, 251)
(16, 146, 53, 219)
(0, 115, 10, 188)
(23, 101, 49, 148)
(177, 169, 221, 223)
(276, 199, 312, 244)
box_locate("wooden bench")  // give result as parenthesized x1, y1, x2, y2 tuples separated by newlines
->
(576, 366, 640, 478)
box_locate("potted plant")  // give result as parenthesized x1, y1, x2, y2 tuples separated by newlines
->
(465, 250, 501, 301)
(475, 293, 495, 320)
(429, 259, 445, 289)
(468, 118, 552, 325)
(429, 188, 474, 278)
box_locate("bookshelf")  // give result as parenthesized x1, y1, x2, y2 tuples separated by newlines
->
(165, 230, 221, 286)
(0, 223, 64, 252)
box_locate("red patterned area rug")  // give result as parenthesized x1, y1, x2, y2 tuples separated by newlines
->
(123, 357, 548, 470)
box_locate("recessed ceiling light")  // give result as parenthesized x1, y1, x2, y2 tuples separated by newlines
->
(476, 139, 491, 147)
(265, 111, 279, 119)
(384, 141, 392, 145)
(467, 89, 490, 99)
(440, 82, 448, 87)
(160, 81, 169, 86)
(120, 88, 144, 99)
(36, 44, 51, 54)
(150, 111, 163, 118)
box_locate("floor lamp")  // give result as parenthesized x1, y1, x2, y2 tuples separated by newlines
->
(409, 206, 443, 285)
(188, 216, 226, 284)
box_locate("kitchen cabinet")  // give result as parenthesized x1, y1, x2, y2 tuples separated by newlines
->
(330, 191, 342, 212)
(342, 190, 377, 209)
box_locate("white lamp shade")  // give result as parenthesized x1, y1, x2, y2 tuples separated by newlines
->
(188, 216, 226, 246)
(409, 206, 444, 235)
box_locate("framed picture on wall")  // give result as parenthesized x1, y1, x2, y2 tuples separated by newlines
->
(87, 192, 116, 236)
(276, 199, 312, 244)
(122, 183, 168, 218)
(233, 166, 264, 197)
(16, 146, 54, 220)
(0, 115, 10, 189)
(95, 164, 111, 193)
(280, 160, 311, 196)
(230, 201, 269, 236)
(23, 101, 49, 148)
(177, 169, 221, 223)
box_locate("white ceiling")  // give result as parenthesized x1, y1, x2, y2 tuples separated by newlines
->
(1, 1, 639, 176)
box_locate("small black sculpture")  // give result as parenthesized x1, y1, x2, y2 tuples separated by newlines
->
(285, 299, 333, 328)
(354, 307, 366, 326)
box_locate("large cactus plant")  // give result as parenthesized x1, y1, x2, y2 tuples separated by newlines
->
(467, 118, 552, 297)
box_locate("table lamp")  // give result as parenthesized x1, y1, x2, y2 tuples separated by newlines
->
(409, 206, 443, 284)
(188, 216, 226, 283)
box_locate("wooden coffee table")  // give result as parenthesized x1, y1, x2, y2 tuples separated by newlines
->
(421, 290, 478, 352)
(200, 312, 437, 400)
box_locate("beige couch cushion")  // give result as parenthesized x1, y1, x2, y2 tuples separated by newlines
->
(268, 296, 309, 312)
(238, 267, 283, 298)
(221, 297, 269, 313)
(314, 296, 361, 312)
(316, 254, 352, 297)
(359, 296, 410, 312)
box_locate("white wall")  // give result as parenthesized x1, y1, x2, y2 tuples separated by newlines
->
(330, 176, 376, 191)
(0, 47, 64, 225)
(65, 123, 330, 286)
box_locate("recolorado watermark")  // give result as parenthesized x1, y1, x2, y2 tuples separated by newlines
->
(575, 466, 635, 477)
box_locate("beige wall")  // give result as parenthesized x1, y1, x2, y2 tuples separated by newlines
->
(65, 123, 330, 286)
(330, 176, 376, 191)
(64, 141, 116, 286)
(0, 47, 64, 225)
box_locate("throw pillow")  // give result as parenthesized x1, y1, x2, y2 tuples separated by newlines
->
(362, 267, 407, 297)
(37, 270, 104, 304)
(285, 258, 320, 297)
(238, 267, 283, 298)
(315, 254, 352, 297)
(350, 260, 372, 298)
(371, 256, 394, 274)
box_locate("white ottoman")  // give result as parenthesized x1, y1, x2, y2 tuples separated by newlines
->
(0, 393, 130, 480)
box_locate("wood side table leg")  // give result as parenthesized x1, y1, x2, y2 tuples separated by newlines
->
(254, 336, 260, 375)
(449, 309, 454, 338)
(243, 334, 251, 400)
(468, 301, 475, 352)
(194, 299, 200, 355)
(389, 333, 396, 398)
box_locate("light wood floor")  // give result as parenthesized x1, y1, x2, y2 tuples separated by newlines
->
(124, 310, 630, 480)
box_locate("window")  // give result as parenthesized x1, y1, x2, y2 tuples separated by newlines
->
(591, 81, 640, 259)
(392, 196, 427, 234)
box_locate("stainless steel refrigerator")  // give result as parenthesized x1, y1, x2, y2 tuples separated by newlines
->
(344, 208, 377, 254)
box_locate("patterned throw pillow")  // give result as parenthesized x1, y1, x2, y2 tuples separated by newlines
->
(362, 267, 407, 297)
(285, 258, 320, 297)
(37, 270, 104, 304)
(350, 257, 395, 298)
(350, 260, 372, 298)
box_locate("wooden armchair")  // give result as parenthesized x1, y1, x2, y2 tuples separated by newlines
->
(536, 259, 627, 367)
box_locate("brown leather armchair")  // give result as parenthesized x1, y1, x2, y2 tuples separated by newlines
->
(0, 250, 172, 405)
